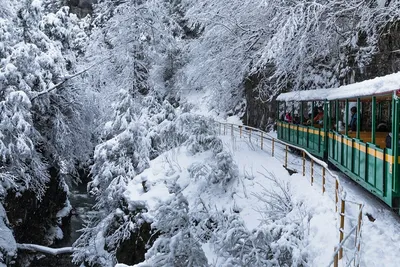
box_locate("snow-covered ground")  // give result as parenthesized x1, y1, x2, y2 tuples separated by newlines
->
(120, 132, 341, 266)
(333, 171, 400, 267)
(267, 131, 400, 267)
(118, 126, 400, 267)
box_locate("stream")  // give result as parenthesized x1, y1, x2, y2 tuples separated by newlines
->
(27, 182, 96, 267)
(57, 182, 96, 247)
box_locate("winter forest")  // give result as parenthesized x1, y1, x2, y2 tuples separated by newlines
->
(1, 0, 400, 266)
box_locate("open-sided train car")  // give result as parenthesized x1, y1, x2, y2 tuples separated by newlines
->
(276, 72, 400, 213)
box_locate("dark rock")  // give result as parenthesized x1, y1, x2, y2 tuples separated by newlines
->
(242, 73, 277, 132)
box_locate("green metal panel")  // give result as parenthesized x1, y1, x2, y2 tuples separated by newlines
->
(327, 132, 389, 203)
(359, 143, 366, 181)
(353, 140, 360, 176)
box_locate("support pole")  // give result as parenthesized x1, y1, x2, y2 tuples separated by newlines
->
(231, 124, 233, 136)
(357, 98, 361, 139)
(285, 145, 288, 168)
(339, 199, 345, 259)
(372, 96, 376, 144)
(240, 126, 242, 138)
(300, 101, 304, 124)
(355, 204, 362, 266)
(261, 132, 264, 150)
(335, 100, 339, 132)
(345, 99, 349, 135)
(311, 159, 314, 185)
(272, 139, 275, 157)
(312, 101, 315, 126)
(335, 179, 339, 212)
(224, 124, 226, 135)
(334, 246, 339, 267)
(391, 95, 398, 201)
(322, 168, 326, 194)
(302, 151, 306, 176)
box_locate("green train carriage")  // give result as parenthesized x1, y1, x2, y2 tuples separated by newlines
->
(276, 72, 400, 213)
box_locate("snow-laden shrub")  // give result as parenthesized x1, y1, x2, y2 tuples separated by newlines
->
(253, 170, 294, 221)
(211, 171, 309, 267)
(184, 117, 219, 155)
(214, 214, 308, 267)
(188, 145, 238, 186)
(136, 190, 208, 267)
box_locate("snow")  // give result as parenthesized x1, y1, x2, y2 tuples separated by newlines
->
(330, 170, 400, 267)
(276, 88, 330, 102)
(123, 133, 338, 266)
(120, 124, 400, 266)
(16, 243, 73, 255)
(277, 71, 400, 102)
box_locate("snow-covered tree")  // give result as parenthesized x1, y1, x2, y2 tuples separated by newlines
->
(0, 0, 93, 260)
(136, 191, 208, 267)
(180, 0, 400, 112)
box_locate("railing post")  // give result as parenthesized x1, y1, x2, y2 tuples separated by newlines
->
(322, 168, 326, 194)
(240, 126, 242, 138)
(354, 204, 362, 266)
(249, 128, 252, 140)
(224, 124, 226, 135)
(261, 132, 264, 150)
(335, 180, 339, 212)
(219, 123, 221, 135)
(310, 159, 314, 185)
(339, 199, 345, 259)
(231, 124, 233, 136)
(302, 151, 305, 176)
(272, 139, 275, 157)
(334, 246, 339, 267)
(284, 145, 288, 168)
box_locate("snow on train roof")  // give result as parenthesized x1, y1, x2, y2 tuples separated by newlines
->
(327, 72, 400, 100)
(277, 72, 400, 102)
(276, 88, 329, 101)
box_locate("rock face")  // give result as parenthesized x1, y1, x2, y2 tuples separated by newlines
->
(242, 73, 277, 131)
(4, 167, 69, 266)
(65, 0, 96, 17)
(349, 21, 400, 83)
(243, 21, 400, 129)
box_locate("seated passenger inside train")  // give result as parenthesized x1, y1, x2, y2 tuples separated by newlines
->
(349, 106, 357, 131)
(284, 112, 292, 123)
(313, 106, 324, 125)
(385, 133, 400, 148)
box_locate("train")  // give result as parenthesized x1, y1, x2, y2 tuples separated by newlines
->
(276, 72, 400, 214)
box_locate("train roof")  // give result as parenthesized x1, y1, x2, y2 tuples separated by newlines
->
(276, 88, 329, 102)
(277, 71, 400, 102)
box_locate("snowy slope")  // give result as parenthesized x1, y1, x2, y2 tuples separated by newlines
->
(119, 134, 338, 266)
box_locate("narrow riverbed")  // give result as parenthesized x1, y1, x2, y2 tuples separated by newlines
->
(58, 182, 96, 247)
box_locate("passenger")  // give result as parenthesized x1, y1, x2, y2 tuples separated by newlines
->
(385, 133, 400, 149)
(349, 107, 357, 131)
(386, 133, 392, 148)
(293, 112, 300, 124)
(313, 107, 324, 124)
(284, 112, 293, 123)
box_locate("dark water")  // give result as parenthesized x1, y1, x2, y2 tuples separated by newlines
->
(57, 182, 96, 247)
(27, 183, 96, 267)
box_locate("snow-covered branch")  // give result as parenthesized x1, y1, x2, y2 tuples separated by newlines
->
(17, 243, 74, 255)
(30, 56, 112, 101)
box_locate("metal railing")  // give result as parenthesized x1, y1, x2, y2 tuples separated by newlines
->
(217, 122, 363, 267)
